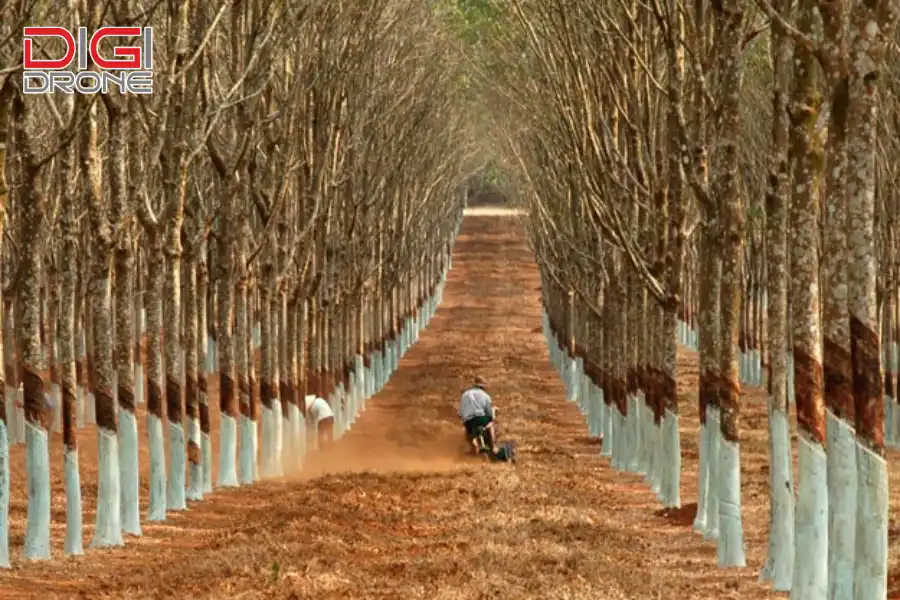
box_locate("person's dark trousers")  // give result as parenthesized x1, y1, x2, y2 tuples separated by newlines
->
(464, 415, 493, 447)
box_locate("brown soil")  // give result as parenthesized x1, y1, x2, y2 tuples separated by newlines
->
(3, 215, 900, 599)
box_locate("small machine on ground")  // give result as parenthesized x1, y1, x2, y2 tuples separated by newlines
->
(467, 409, 517, 463)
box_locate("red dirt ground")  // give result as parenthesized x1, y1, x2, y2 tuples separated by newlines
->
(4, 214, 900, 599)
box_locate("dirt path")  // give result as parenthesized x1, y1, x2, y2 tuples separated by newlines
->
(5, 215, 900, 599)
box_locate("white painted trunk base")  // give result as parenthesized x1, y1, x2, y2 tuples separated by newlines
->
(146, 414, 167, 521)
(346, 373, 357, 431)
(261, 404, 282, 478)
(601, 399, 613, 457)
(826, 411, 855, 600)
(587, 384, 602, 438)
(379, 350, 389, 391)
(578, 371, 588, 415)
(703, 406, 720, 541)
(288, 404, 304, 473)
(388, 340, 397, 376)
(854, 441, 888, 599)
(793, 434, 828, 597)
(0, 421, 9, 567)
(207, 336, 217, 373)
(187, 416, 204, 501)
(637, 398, 651, 476)
(119, 409, 141, 535)
(891, 396, 900, 450)
(239, 415, 258, 485)
(91, 428, 123, 548)
(572, 359, 582, 402)
(693, 423, 709, 533)
(354, 355, 366, 411)
(332, 390, 344, 439)
(642, 411, 658, 492)
(51, 384, 61, 433)
(281, 413, 292, 474)
(612, 408, 627, 471)
(717, 438, 745, 567)
(372, 351, 382, 394)
(626, 396, 641, 474)
(752, 350, 762, 386)
(3, 390, 14, 446)
(24, 422, 51, 559)
(362, 363, 371, 407)
(217, 414, 239, 488)
(16, 389, 24, 444)
(75, 386, 84, 429)
(348, 376, 358, 428)
(759, 403, 794, 590)
(202, 432, 213, 493)
(134, 364, 144, 405)
(787, 353, 796, 404)
(594, 387, 605, 438)
(564, 358, 576, 401)
(86, 391, 96, 426)
(649, 418, 663, 496)
(64, 448, 84, 555)
(885, 396, 893, 446)
(660, 410, 681, 508)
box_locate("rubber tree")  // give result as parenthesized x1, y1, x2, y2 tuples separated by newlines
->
(758, 0, 795, 586)
(0, 71, 13, 570)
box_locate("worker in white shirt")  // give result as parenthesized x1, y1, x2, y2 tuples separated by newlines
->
(459, 375, 496, 454)
(305, 394, 335, 449)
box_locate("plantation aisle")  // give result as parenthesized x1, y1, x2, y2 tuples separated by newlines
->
(2, 214, 843, 599)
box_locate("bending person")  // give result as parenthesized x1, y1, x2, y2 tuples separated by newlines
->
(305, 394, 335, 450)
(459, 375, 495, 454)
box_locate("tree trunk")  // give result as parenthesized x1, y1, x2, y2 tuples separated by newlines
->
(115, 232, 141, 535)
(108, 104, 141, 536)
(197, 245, 213, 493)
(759, 0, 795, 585)
(145, 241, 167, 520)
(4, 299, 19, 446)
(164, 208, 187, 512)
(790, 2, 829, 591)
(279, 290, 292, 472)
(12, 91, 55, 559)
(88, 245, 122, 548)
(17, 190, 51, 558)
(236, 249, 255, 483)
(134, 247, 144, 407)
(46, 265, 59, 435)
(247, 282, 260, 481)
(259, 257, 281, 478)
(286, 295, 301, 472)
(0, 88, 11, 568)
(846, 3, 892, 593)
(819, 1, 856, 592)
(712, 0, 747, 568)
(216, 208, 239, 487)
(184, 253, 202, 501)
